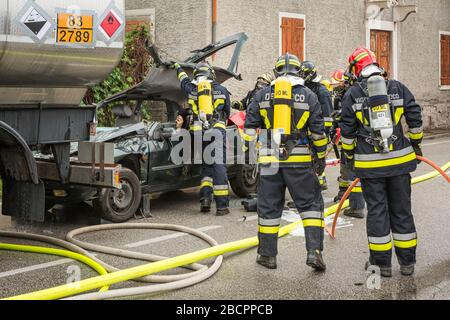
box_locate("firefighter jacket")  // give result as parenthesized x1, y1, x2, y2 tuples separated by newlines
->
(340, 79, 423, 179)
(176, 67, 231, 132)
(244, 79, 328, 168)
(306, 82, 334, 130)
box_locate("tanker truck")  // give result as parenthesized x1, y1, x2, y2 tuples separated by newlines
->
(0, 0, 125, 222)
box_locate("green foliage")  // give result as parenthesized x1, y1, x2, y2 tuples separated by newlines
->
(83, 24, 153, 127)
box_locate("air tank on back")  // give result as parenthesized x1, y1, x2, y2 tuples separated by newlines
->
(0, 0, 125, 105)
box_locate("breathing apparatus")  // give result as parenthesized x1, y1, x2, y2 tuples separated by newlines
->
(272, 53, 303, 160)
(366, 74, 394, 153)
(193, 62, 216, 130)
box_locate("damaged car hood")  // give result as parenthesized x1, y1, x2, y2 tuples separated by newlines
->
(98, 33, 248, 109)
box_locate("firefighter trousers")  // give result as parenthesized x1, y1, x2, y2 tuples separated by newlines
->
(361, 174, 417, 267)
(199, 128, 229, 209)
(340, 158, 365, 210)
(257, 166, 324, 257)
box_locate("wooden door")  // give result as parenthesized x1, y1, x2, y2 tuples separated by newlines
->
(281, 17, 305, 61)
(370, 30, 391, 77)
(441, 34, 450, 86)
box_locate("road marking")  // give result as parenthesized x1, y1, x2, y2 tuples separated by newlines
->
(124, 225, 223, 248)
(0, 258, 72, 279)
(0, 225, 223, 278)
(423, 140, 450, 147)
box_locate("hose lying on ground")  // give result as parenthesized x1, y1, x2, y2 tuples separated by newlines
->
(2, 157, 450, 300)
(329, 157, 450, 238)
(0, 224, 223, 300)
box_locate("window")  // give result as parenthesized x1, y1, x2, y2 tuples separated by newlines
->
(440, 32, 450, 88)
(279, 13, 305, 60)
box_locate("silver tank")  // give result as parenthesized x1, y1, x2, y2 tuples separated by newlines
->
(0, 0, 125, 105)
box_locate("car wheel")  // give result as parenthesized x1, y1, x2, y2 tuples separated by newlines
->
(93, 168, 142, 223)
(229, 164, 258, 198)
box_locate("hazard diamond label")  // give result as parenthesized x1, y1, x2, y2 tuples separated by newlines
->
(99, 9, 123, 40)
(18, 4, 52, 41)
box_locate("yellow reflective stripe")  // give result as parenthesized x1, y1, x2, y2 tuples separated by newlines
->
(296, 111, 310, 130)
(394, 107, 404, 124)
(178, 72, 188, 80)
(369, 242, 393, 251)
(201, 181, 213, 188)
(316, 151, 327, 159)
(259, 109, 271, 129)
(259, 226, 280, 234)
(214, 190, 229, 196)
(303, 219, 325, 228)
(258, 155, 312, 164)
(214, 99, 225, 109)
(342, 143, 355, 151)
(354, 52, 369, 62)
(356, 111, 369, 125)
(325, 122, 333, 128)
(238, 129, 256, 142)
(213, 122, 226, 130)
(189, 100, 198, 115)
(394, 239, 417, 249)
(355, 152, 417, 169)
(313, 138, 328, 147)
(352, 186, 362, 193)
(409, 132, 424, 140)
(190, 125, 202, 132)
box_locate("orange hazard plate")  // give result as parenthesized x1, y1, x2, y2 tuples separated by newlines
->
(57, 13, 94, 44)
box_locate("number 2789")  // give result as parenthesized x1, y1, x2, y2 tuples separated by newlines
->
(58, 29, 92, 43)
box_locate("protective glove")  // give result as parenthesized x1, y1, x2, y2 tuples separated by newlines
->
(315, 156, 326, 176)
(232, 101, 243, 110)
(412, 143, 423, 164)
(169, 61, 181, 70)
(343, 150, 355, 170)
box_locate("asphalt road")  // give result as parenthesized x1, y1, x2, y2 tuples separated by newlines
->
(0, 136, 449, 300)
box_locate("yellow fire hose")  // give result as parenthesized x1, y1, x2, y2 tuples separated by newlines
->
(0, 243, 109, 292)
(2, 159, 450, 300)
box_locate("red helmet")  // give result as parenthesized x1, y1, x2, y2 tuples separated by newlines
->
(348, 48, 378, 77)
(330, 69, 345, 85)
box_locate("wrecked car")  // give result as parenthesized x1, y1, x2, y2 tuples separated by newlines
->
(43, 33, 258, 223)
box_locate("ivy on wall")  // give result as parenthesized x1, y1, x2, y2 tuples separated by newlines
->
(83, 24, 153, 127)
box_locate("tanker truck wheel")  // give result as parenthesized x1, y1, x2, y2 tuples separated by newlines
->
(93, 168, 141, 223)
(229, 164, 259, 198)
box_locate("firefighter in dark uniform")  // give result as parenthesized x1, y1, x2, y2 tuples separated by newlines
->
(340, 48, 423, 277)
(232, 74, 273, 111)
(330, 69, 366, 219)
(244, 53, 328, 271)
(300, 61, 334, 190)
(171, 61, 231, 216)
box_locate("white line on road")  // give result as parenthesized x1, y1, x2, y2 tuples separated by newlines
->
(423, 140, 450, 147)
(0, 225, 223, 279)
(124, 225, 223, 248)
(0, 258, 72, 279)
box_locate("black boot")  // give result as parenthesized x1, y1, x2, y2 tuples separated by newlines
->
(334, 188, 346, 203)
(365, 261, 392, 278)
(256, 255, 277, 269)
(216, 207, 230, 216)
(400, 264, 415, 276)
(306, 250, 326, 271)
(343, 208, 365, 219)
(200, 198, 211, 213)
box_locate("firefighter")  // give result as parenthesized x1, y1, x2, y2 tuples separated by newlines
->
(171, 61, 231, 216)
(244, 53, 328, 271)
(340, 48, 423, 277)
(232, 73, 274, 111)
(300, 61, 333, 190)
(330, 69, 366, 219)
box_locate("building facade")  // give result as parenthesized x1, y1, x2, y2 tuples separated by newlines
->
(125, 0, 450, 130)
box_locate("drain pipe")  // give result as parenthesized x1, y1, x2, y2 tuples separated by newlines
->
(212, 0, 217, 61)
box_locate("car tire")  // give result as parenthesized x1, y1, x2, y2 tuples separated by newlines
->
(229, 164, 258, 198)
(93, 168, 141, 223)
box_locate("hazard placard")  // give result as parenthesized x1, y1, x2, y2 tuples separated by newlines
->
(17, 2, 52, 41)
(57, 13, 94, 44)
(98, 4, 125, 45)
